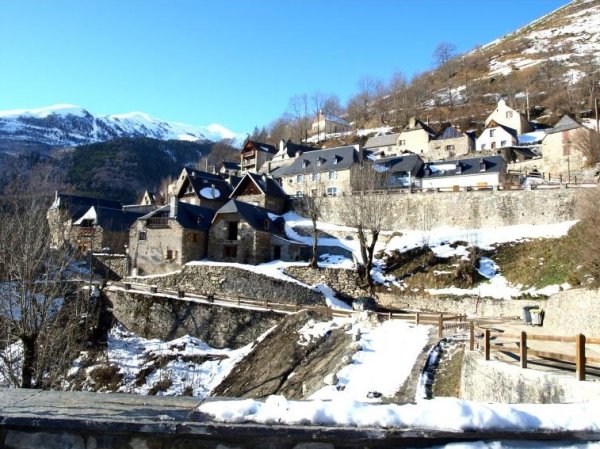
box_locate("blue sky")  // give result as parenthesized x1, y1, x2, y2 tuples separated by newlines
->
(0, 0, 567, 134)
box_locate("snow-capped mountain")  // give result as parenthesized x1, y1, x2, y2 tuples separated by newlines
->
(0, 104, 241, 153)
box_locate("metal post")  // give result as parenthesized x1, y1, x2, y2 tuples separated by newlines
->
(469, 321, 474, 351)
(438, 314, 444, 338)
(484, 329, 491, 361)
(576, 334, 586, 381)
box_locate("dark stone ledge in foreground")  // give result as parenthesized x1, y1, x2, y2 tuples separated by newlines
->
(0, 388, 599, 448)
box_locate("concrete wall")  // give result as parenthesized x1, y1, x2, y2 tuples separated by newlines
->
(543, 288, 600, 338)
(129, 263, 325, 306)
(377, 292, 545, 319)
(107, 290, 281, 349)
(315, 187, 582, 229)
(460, 351, 600, 404)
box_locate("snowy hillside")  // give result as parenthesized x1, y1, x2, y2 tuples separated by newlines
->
(0, 104, 240, 153)
(482, 0, 600, 77)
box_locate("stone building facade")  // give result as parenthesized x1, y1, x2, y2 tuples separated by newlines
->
(397, 117, 436, 156)
(230, 172, 287, 214)
(484, 98, 533, 135)
(541, 115, 593, 177)
(428, 125, 474, 160)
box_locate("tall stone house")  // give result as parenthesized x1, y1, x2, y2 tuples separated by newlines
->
(129, 198, 215, 275)
(420, 155, 507, 189)
(484, 98, 533, 135)
(230, 172, 287, 214)
(310, 110, 351, 136)
(541, 115, 594, 176)
(208, 199, 307, 265)
(476, 121, 518, 152)
(428, 125, 475, 160)
(265, 140, 318, 174)
(397, 117, 437, 156)
(240, 139, 278, 173)
(277, 145, 360, 197)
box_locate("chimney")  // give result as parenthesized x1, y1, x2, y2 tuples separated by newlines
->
(409, 117, 416, 128)
(169, 196, 178, 218)
(279, 139, 285, 153)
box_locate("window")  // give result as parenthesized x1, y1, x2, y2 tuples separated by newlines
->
(490, 129, 495, 137)
(224, 245, 237, 258)
(481, 143, 486, 150)
(446, 144, 455, 151)
(296, 174, 304, 183)
(491, 142, 497, 149)
(333, 156, 339, 165)
(506, 111, 513, 119)
(399, 140, 406, 146)
(312, 172, 320, 181)
(263, 218, 270, 230)
(138, 231, 147, 241)
(295, 191, 303, 197)
(328, 170, 337, 180)
(317, 158, 323, 167)
(165, 249, 174, 260)
(302, 160, 310, 168)
(326, 187, 338, 196)
(191, 233, 198, 243)
(227, 221, 239, 240)
(500, 140, 507, 147)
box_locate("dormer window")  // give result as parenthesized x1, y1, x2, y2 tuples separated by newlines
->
(317, 157, 325, 167)
(263, 219, 270, 230)
(455, 162, 462, 174)
(424, 165, 430, 176)
(302, 160, 310, 168)
(506, 111, 513, 119)
(479, 158, 486, 172)
(333, 156, 340, 165)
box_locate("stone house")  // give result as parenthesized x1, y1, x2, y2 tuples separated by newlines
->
(264, 140, 318, 174)
(310, 110, 351, 136)
(277, 145, 360, 197)
(129, 198, 215, 275)
(370, 154, 424, 188)
(363, 133, 401, 157)
(397, 117, 437, 156)
(48, 193, 123, 249)
(484, 98, 533, 135)
(140, 190, 165, 206)
(476, 121, 518, 152)
(218, 161, 241, 177)
(70, 205, 144, 254)
(174, 168, 234, 209)
(420, 155, 507, 189)
(230, 172, 288, 214)
(208, 199, 307, 264)
(541, 115, 595, 176)
(428, 125, 475, 160)
(240, 139, 278, 173)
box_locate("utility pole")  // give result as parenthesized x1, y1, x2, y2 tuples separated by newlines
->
(595, 97, 599, 133)
(526, 88, 530, 122)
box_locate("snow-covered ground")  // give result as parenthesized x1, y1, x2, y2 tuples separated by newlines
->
(199, 395, 600, 432)
(69, 323, 260, 397)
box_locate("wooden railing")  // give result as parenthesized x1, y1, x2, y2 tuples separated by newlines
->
(146, 217, 170, 228)
(470, 323, 600, 381)
(110, 282, 467, 335)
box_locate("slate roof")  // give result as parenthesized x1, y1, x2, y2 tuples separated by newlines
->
(403, 119, 436, 137)
(372, 154, 424, 177)
(547, 115, 584, 134)
(280, 145, 358, 176)
(139, 202, 215, 232)
(421, 155, 506, 179)
(221, 161, 241, 171)
(183, 167, 223, 181)
(213, 199, 286, 237)
(54, 193, 123, 222)
(281, 141, 318, 158)
(322, 114, 350, 127)
(230, 173, 287, 199)
(187, 176, 233, 201)
(245, 140, 278, 154)
(487, 121, 518, 139)
(435, 125, 468, 140)
(364, 133, 401, 149)
(95, 208, 145, 232)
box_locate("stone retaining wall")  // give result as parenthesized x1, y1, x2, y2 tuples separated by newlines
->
(128, 263, 325, 306)
(107, 290, 282, 349)
(377, 292, 545, 319)
(543, 288, 600, 337)
(460, 351, 600, 403)
(283, 266, 367, 299)
(314, 188, 583, 229)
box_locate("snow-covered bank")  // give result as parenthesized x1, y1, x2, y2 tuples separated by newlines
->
(199, 395, 600, 431)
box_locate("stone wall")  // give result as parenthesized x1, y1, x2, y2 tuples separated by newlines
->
(460, 351, 600, 404)
(377, 292, 545, 319)
(92, 254, 129, 280)
(427, 135, 472, 161)
(129, 264, 325, 306)
(314, 188, 583, 229)
(284, 266, 367, 299)
(107, 290, 281, 349)
(543, 288, 600, 337)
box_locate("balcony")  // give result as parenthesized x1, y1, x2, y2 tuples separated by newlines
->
(146, 217, 170, 229)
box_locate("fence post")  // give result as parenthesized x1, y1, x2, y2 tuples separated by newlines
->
(520, 331, 527, 369)
(484, 329, 491, 361)
(438, 314, 444, 338)
(469, 321, 474, 351)
(576, 334, 586, 381)
(415, 312, 420, 325)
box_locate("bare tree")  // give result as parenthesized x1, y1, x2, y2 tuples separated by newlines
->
(571, 128, 600, 167)
(339, 164, 392, 293)
(294, 171, 328, 269)
(433, 42, 458, 108)
(0, 175, 98, 389)
(287, 94, 311, 142)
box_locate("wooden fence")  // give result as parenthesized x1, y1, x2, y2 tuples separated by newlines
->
(110, 281, 466, 335)
(470, 323, 600, 381)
